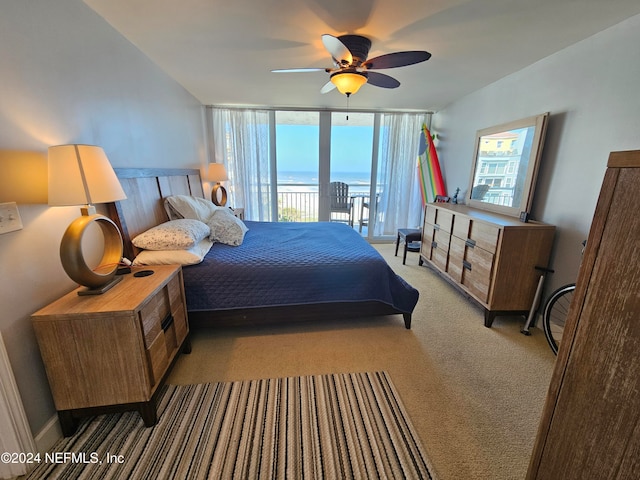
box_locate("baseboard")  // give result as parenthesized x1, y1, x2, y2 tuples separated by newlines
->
(34, 414, 62, 453)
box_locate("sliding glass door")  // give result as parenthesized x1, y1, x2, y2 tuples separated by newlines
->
(249, 108, 428, 240)
(274, 111, 319, 222)
(329, 112, 376, 234)
(273, 110, 378, 234)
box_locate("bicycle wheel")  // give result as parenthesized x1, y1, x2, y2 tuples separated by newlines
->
(542, 284, 576, 355)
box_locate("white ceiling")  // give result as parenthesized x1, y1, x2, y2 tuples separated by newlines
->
(83, 0, 640, 112)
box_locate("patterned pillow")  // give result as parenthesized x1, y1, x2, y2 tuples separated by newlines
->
(132, 219, 210, 251)
(133, 238, 213, 265)
(206, 209, 248, 246)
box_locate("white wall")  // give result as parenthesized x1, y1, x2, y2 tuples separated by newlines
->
(0, 0, 206, 437)
(432, 13, 640, 293)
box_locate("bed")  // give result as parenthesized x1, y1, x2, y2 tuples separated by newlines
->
(108, 168, 419, 329)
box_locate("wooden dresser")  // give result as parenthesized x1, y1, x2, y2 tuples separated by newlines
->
(32, 265, 190, 436)
(527, 150, 640, 479)
(420, 203, 555, 326)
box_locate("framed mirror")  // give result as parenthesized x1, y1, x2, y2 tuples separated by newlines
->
(467, 112, 549, 218)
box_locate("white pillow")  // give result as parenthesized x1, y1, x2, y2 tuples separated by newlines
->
(206, 208, 248, 246)
(133, 238, 213, 266)
(132, 219, 210, 251)
(164, 195, 222, 222)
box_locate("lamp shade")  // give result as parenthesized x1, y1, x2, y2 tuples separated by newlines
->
(330, 72, 368, 96)
(207, 163, 229, 182)
(48, 144, 126, 295)
(48, 145, 126, 206)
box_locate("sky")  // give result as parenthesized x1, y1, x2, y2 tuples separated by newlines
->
(275, 124, 374, 174)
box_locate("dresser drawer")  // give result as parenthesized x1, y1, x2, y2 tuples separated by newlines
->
(146, 301, 186, 382)
(469, 221, 500, 254)
(146, 330, 169, 385)
(139, 289, 170, 348)
(420, 229, 433, 261)
(461, 245, 494, 303)
(423, 223, 451, 247)
(168, 274, 188, 346)
(172, 307, 188, 346)
(424, 205, 437, 225)
(448, 235, 494, 302)
(453, 216, 500, 253)
(432, 245, 448, 271)
(422, 221, 451, 270)
(426, 205, 454, 233)
(431, 228, 450, 271)
(452, 215, 470, 240)
(138, 277, 186, 378)
(448, 236, 465, 283)
(167, 275, 182, 308)
(421, 223, 436, 253)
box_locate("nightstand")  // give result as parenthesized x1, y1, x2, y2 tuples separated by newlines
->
(231, 207, 244, 220)
(32, 265, 191, 436)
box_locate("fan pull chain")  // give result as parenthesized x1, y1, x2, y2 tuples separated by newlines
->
(346, 93, 350, 121)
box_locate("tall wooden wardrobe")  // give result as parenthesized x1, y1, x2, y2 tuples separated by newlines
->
(527, 150, 640, 479)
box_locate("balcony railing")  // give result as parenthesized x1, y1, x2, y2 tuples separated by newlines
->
(278, 189, 319, 222)
(277, 183, 372, 228)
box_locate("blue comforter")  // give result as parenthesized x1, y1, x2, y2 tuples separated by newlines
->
(182, 221, 418, 314)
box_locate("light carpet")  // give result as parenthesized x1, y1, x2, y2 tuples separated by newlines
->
(164, 243, 556, 479)
(27, 371, 435, 479)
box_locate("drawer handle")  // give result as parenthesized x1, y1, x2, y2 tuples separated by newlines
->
(161, 313, 174, 332)
(431, 241, 438, 249)
(434, 223, 440, 231)
(463, 260, 472, 271)
(465, 238, 476, 248)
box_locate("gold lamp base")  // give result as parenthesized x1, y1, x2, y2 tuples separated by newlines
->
(211, 183, 227, 206)
(59, 213, 124, 295)
(77, 275, 122, 296)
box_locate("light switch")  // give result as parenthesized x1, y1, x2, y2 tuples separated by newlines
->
(0, 202, 23, 234)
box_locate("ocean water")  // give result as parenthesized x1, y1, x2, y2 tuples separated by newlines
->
(276, 170, 376, 223)
(278, 171, 371, 193)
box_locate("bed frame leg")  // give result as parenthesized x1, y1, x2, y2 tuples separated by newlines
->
(403, 313, 411, 329)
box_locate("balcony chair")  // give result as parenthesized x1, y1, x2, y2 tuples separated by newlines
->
(329, 181, 353, 225)
(357, 194, 379, 233)
(471, 184, 491, 200)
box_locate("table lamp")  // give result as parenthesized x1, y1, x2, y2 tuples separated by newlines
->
(207, 163, 229, 206)
(48, 145, 127, 295)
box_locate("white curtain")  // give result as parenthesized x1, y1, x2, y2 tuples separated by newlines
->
(0, 332, 37, 479)
(374, 113, 429, 236)
(208, 107, 273, 221)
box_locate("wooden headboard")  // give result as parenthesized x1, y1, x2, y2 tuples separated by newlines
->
(107, 168, 205, 261)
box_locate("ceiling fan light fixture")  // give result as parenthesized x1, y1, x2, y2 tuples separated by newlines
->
(330, 72, 367, 96)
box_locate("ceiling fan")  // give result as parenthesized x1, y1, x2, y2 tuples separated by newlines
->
(272, 34, 431, 97)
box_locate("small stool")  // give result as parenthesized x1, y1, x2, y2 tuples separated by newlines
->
(395, 228, 422, 265)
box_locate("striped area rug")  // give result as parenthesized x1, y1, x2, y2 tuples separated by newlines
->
(28, 372, 435, 479)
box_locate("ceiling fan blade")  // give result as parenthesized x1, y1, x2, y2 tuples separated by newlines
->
(366, 71, 400, 89)
(364, 51, 431, 69)
(271, 68, 326, 73)
(320, 81, 337, 94)
(321, 34, 353, 66)
(337, 34, 371, 64)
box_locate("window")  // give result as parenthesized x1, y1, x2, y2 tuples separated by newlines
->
(208, 107, 429, 239)
(275, 111, 319, 222)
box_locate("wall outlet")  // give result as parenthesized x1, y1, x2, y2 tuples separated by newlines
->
(0, 202, 23, 234)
